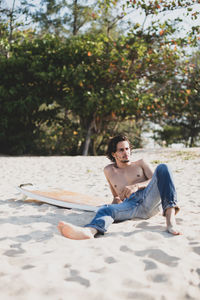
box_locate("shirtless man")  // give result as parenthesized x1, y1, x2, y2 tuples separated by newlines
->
(58, 135, 181, 239)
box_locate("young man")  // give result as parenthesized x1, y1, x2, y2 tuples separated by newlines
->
(58, 135, 181, 239)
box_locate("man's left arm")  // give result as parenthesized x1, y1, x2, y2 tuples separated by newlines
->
(137, 179, 151, 190)
(141, 158, 153, 178)
(137, 159, 153, 189)
(104, 166, 123, 204)
(136, 159, 153, 190)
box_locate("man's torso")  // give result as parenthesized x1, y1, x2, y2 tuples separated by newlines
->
(104, 160, 148, 199)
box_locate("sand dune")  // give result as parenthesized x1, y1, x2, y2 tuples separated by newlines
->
(0, 148, 200, 300)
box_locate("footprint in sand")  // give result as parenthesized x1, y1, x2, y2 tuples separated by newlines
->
(149, 272, 169, 283)
(189, 241, 199, 245)
(122, 278, 146, 289)
(135, 249, 180, 267)
(104, 256, 117, 264)
(3, 243, 25, 257)
(65, 269, 90, 287)
(196, 268, 200, 276)
(143, 259, 157, 271)
(120, 245, 133, 253)
(136, 221, 164, 233)
(22, 264, 35, 270)
(193, 246, 200, 256)
(125, 291, 155, 300)
(13, 234, 32, 242)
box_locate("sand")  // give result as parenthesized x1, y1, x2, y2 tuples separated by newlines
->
(0, 148, 200, 300)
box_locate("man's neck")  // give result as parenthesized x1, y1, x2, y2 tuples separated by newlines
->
(115, 161, 131, 169)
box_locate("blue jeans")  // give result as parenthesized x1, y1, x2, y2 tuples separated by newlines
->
(85, 164, 179, 234)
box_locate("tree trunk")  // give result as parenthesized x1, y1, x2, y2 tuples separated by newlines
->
(8, 0, 16, 50)
(82, 120, 95, 156)
(73, 0, 78, 35)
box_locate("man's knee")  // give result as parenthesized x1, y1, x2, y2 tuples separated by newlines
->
(97, 205, 115, 218)
(156, 163, 170, 176)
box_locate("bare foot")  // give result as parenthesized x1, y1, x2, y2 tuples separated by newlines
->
(167, 225, 182, 235)
(165, 208, 182, 235)
(57, 222, 96, 240)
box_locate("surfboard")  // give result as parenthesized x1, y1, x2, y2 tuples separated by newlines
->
(16, 184, 110, 212)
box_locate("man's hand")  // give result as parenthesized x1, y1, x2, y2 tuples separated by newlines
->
(112, 196, 123, 204)
(120, 184, 139, 200)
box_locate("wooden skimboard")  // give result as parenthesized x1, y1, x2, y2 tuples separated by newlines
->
(17, 184, 110, 212)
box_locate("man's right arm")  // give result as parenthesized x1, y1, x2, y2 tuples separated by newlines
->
(104, 166, 122, 204)
(112, 195, 122, 204)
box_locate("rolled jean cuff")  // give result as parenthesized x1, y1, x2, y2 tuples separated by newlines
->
(84, 224, 105, 235)
(163, 205, 180, 216)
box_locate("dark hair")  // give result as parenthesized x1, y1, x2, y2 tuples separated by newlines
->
(106, 134, 131, 162)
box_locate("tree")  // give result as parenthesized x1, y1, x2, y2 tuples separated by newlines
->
(22, 0, 67, 35)
(0, 33, 63, 154)
(64, 0, 96, 36)
(153, 51, 200, 147)
(1, 0, 199, 155)
(23, 0, 97, 36)
(54, 30, 187, 155)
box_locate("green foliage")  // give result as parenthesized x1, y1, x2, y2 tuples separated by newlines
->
(153, 125, 186, 147)
(152, 51, 200, 147)
(0, 0, 200, 155)
(0, 33, 63, 154)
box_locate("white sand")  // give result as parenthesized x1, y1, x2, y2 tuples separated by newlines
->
(0, 148, 200, 300)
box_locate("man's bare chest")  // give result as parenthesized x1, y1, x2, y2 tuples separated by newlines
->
(110, 165, 145, 189)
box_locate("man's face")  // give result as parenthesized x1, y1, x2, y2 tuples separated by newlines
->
(112, 141, 131, 164)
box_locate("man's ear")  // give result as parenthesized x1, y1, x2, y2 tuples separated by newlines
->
(111, 152, 116, 159)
